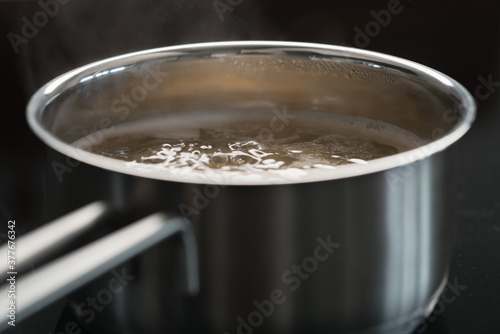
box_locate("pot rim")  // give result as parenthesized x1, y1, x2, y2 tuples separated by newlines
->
(26, 41, 476, 185)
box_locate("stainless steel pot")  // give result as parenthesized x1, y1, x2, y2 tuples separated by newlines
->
(3, 41, 475, 334)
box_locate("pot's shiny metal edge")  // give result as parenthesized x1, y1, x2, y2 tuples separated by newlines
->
(26, 41, 476, 185)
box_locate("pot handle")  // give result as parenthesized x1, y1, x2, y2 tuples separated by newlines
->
(0, 201, 112, 276)
(0, 206, 199, 331)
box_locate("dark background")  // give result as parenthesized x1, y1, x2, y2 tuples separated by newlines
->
(0, 0, 499, 333)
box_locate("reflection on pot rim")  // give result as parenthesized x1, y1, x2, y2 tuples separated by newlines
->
(26, 41, 476, 185)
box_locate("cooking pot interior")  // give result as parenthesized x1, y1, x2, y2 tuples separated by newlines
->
(36, 45, 469, 146)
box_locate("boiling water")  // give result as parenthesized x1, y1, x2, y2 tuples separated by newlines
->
(75, 109, 425, 183)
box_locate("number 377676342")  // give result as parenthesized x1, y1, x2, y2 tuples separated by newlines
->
(7, 220, 15, 271)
